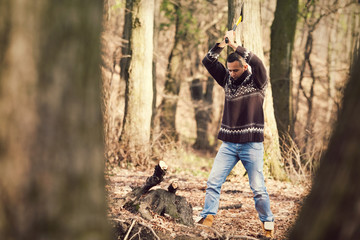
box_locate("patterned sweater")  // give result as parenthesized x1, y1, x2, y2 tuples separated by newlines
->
(202, 43, 267, 143)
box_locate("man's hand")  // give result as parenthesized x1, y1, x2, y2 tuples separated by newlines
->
(219, 30, 237, 50)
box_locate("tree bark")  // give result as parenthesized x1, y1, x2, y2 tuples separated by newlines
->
(120, 0, 133, 83)
(270, 0, 298, 138)
(190, 77, 214, 150)
(120, 0, 155, 161)
(0, 0, 110, 238)
(151, 0, 162, 139)
(230, 0, 287, 180)
(289, 46, 360, 240)
(160, 1, 183, 142)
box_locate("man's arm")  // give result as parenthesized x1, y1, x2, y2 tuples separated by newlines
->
(202, 43, 228, 88)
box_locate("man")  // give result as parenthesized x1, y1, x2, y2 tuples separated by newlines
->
(197, 30, 275, 238)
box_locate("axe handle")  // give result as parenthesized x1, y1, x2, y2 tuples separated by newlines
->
(225, 24, 237, 43)
(225, 6, 243, 44)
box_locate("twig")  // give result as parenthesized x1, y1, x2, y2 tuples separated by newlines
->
(196, 224, 224, 239)
(219, 203, 242, 210)
(231, 236, 258, 240)
(124, 219, 136, 240)
(210, 227, 223, 239)
(137, 222, 161, 240)
(129, 228, 142, 240)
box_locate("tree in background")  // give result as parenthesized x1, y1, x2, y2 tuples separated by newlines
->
(0, 0, 110, 238)
(190, 74, 214, 150)
(290, 0, 359, 175)
(189, 1, 226, 151)
(151, 0, 162, 138)
(159, 0, 188, 142)
(289, 46, 360, 240)
(230, 0, 287, 180)
(270, 0, 298, 140)
(119, 0, 155, 163)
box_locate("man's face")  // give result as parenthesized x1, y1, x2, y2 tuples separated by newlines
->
(227, 60, 247, 80)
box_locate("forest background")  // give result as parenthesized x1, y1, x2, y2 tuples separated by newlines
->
(102, 0, 359, 182)
(1, 0, 360, 239)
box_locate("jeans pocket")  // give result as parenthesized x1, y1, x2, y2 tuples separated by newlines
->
(246, 142, 263, 150)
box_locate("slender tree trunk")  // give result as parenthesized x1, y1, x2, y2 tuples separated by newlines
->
(303, 47, 316, 159)
(325, 12, 338, 125)
(120, 0, 132, 82)
(190, 77, 214, 150)
(160, 1, 183, 141)
(151, 0, 161, 138)
(294, 1, 318, 161)
(270, 0, 298, 138)
(289, 47, 360, 240)
(0, 0, 110, 238)
(120, 0, 155, 162)
(190, 32, 216, 150)
(230, 0, 286, 180)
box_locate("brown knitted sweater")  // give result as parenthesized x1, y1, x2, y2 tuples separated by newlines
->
(202, 43, 268, 143)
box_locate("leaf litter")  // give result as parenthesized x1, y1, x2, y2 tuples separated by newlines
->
(106, 167, 310, 239)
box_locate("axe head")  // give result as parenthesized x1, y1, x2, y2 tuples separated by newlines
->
(227, 2, 244, 43)
(236, 3, 244, 25)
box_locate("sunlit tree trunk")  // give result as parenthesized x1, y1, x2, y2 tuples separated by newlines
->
(270, 0, 298, 138)
(325, 11, 338, 128)
(120, 0, 154, 161)
(0, 0, 110, 238)
(151, 0, 161, 138)
(230, 0, 286, 180)
(289, 47, 360, 240)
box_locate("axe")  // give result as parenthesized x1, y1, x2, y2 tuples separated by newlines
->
(225, 2, 244, 44)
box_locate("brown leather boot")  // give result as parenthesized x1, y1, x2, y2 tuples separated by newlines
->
(198, 215, 214, 227)
(262, 221, 274, 238)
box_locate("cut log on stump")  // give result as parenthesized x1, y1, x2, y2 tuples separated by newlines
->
(118, 161, 194, 226)
(168, 180, 178, 194)
(118, 161, 168, 206)
(142, 189, 193, 226)
(142, 160, 168, 194)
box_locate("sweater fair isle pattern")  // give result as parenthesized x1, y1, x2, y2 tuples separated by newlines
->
(202, 43, 268, 143)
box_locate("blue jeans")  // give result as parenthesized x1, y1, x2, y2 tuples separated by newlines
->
(200, 141, 274, 222)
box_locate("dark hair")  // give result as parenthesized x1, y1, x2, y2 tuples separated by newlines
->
(227, 52, 244, 67)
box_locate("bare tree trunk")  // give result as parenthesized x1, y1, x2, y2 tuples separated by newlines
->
(293, 1, 328, 163)
(270, 0, 298, 139)
(190, 76, 214, 150)
(289, 47, 360, 240)
(120, 0, 132, 82)
(190, 32, 216, 150)
(231, 0, 286, 180)
(325, 11, 338, 125)
(0, 0, 110, 238)
(160, 1, 183, 142)
(120, 0, 155, 162)
(151, 0, 162, 138)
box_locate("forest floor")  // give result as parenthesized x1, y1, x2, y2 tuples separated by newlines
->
(106, 164, 310, 240)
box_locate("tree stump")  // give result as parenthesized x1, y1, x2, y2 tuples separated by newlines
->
(118, 161, 194, 226)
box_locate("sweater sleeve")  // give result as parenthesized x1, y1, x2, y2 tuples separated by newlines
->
(235, 46, 267, 89)
(202, 43, 228, 88)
